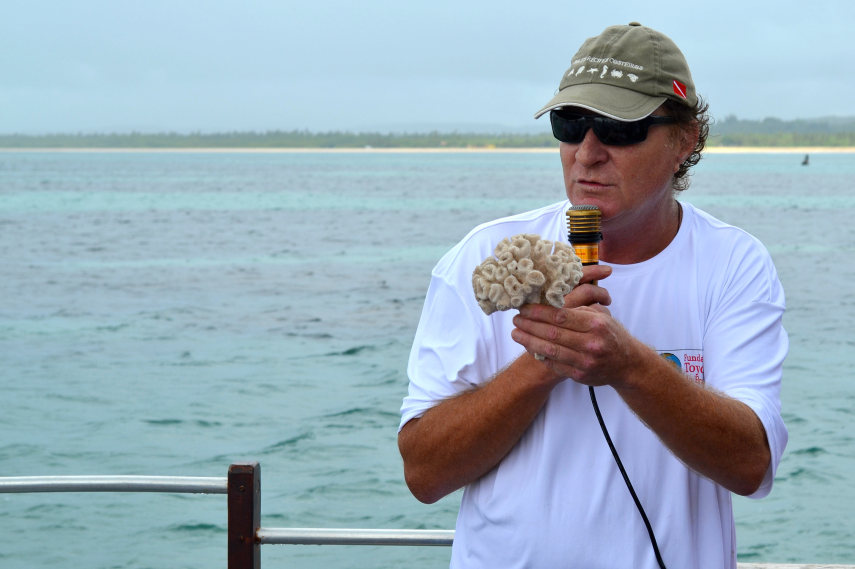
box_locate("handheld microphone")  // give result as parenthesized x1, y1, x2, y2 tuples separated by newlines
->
(566, 205, 602, 281)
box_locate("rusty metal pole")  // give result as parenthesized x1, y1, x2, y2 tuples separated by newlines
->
(228, 462, 260, 569)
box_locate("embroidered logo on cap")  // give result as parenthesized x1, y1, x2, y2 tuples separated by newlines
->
(672, 80, 687, 99)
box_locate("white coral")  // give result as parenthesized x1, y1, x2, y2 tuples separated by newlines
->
(472, 233, 583, 315)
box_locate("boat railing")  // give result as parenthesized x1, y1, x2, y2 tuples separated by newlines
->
(0, 461, 451, 569)
(0, 462, 848, 569)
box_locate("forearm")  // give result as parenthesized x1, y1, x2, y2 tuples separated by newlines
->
(398, 353, 558, 503)
(615, 343, 771, 496)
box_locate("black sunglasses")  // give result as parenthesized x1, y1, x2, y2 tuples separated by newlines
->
(550, 109, 676, 146)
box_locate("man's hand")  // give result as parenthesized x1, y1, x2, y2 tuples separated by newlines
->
(511, 263, 634, 386)
(564, 264, 613, 309)
(512, 302, 639, 387)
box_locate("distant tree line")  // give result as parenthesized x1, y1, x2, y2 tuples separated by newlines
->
(0, 131, 556, 149)
(708, 115, 855, 146)
(2, 116, 854, 148)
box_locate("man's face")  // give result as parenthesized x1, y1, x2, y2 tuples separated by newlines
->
(558, 107, 693, 233)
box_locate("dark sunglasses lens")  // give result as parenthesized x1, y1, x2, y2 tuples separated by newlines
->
(550, 112, 586, 143)
(550, 111, 653, 146)
(594, 120, 647, 145)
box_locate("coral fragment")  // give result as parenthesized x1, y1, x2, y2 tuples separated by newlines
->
(472, 233, 583, 315)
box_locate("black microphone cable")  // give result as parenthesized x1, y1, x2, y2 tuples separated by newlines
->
(589, 386, 667, 569)
(567, 205, 667, 569)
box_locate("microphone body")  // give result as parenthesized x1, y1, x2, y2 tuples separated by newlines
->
(566, 205, 603, 281)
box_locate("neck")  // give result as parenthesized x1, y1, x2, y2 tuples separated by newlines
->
(599, 200, 682, 264)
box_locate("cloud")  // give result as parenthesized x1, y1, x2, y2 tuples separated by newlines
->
(2, 0, 853, 133)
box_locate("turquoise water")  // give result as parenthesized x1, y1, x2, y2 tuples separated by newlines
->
(1, 150, 853, 568)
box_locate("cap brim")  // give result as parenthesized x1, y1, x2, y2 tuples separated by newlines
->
(534, 83, 666, 121)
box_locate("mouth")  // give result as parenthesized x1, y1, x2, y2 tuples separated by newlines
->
(575, 178, 611, 190)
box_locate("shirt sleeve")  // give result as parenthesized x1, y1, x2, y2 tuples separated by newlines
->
(399, 265, 497, 431)
(704, 237, 789, 499)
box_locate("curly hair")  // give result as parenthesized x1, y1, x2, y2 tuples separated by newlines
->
(664, 96, 710, 192)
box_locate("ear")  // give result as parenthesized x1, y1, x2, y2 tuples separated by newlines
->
(679, 121, 700, 162)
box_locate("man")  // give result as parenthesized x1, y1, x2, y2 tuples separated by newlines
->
(398, 22, 788, 569)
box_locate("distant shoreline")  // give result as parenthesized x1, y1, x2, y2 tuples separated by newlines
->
(1, 146, 853, 154)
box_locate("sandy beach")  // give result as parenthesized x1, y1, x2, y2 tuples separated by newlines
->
(1, 146, 854, 154)
(704, 146, 855, 154)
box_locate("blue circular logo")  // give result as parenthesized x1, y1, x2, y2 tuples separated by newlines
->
(661, 352, 681, 369)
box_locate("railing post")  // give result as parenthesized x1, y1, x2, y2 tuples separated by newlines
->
(228, 462, 260, 569)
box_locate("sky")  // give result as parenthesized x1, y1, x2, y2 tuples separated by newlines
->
(2, 0, 852, 134)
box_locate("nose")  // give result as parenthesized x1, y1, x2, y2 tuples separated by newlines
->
(574, 127, 609, 166)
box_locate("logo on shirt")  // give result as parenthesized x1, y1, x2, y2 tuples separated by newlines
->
(660, 350, 704, 384)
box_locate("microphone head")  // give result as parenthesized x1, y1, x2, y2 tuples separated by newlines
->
(566, 205, 602, 244)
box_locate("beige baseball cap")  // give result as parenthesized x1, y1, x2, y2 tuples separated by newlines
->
(534, 22, 697, 121)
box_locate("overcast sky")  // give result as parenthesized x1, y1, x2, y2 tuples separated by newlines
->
(2, 0, 851, 134)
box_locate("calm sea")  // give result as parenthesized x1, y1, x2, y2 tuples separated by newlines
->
(1, 149, 853, 568)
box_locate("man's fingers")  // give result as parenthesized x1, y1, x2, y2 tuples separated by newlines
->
(579, 264, 612, 285)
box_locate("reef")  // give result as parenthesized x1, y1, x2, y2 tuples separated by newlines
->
(472, 233, 583, 315)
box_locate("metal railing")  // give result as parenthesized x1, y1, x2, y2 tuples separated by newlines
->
(258, 527, 454, 547)
(0, 474, 228, 494)
(0, 462, 453, 569)
(0, 462, 848, 569)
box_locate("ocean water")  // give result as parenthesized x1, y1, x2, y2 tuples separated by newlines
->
(0, 149, 853, 568)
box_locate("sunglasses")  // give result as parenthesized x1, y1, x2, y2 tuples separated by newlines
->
(550, 109, 676, 146)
